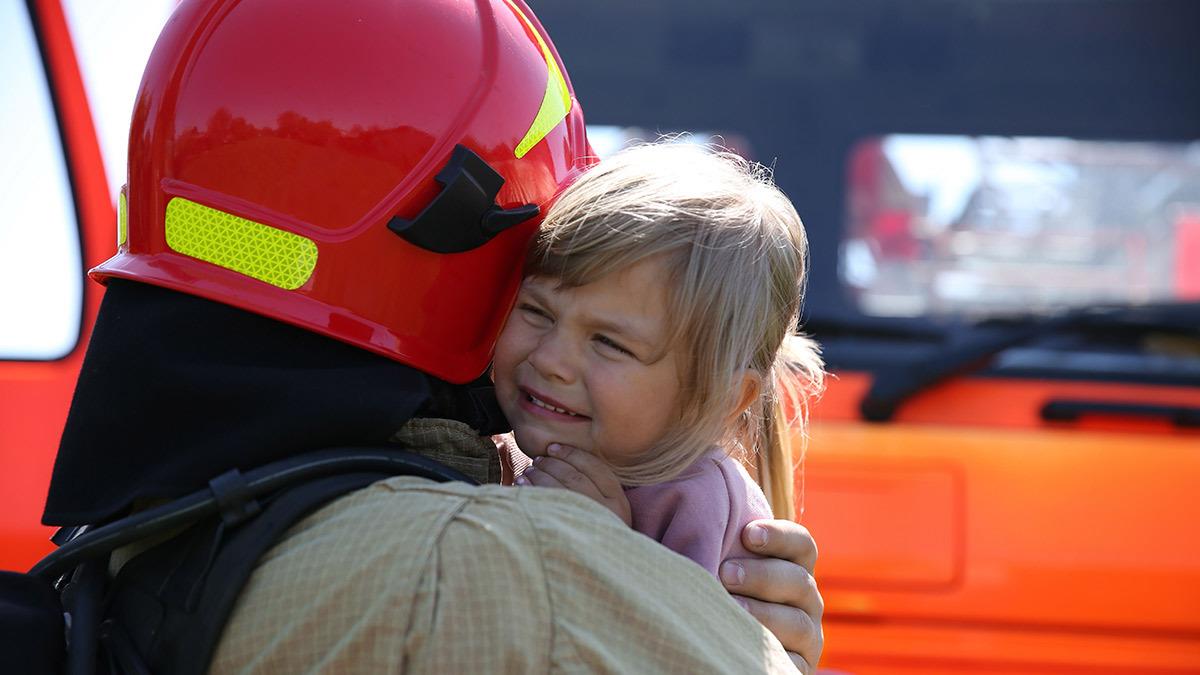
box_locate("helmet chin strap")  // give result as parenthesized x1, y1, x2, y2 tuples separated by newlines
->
(388, 145, 540, 254)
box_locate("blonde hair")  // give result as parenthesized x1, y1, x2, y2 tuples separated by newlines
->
(526, 141, 824, 520)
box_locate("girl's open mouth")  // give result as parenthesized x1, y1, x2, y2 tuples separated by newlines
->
(521, 388, 590, 420)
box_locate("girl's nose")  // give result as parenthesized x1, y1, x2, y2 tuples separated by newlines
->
(528, 330, 577, 384)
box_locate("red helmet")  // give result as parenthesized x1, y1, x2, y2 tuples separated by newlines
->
(93, 0, 593, 383)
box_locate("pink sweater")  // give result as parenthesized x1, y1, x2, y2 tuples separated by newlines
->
(625, 448, 772, 578)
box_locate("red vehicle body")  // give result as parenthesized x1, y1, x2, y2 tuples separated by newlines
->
(1, 0, 112, 569)
(3, 1, 1199, 673)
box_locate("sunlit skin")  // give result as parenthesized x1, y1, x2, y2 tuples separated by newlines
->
(492, 257, 684, 466)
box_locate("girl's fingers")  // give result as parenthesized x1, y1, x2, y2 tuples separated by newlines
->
(532, 454, 605, 500)
(546, 444, 624, 499)
(518, 465, 566, 490)
(517, 445, 632, 526)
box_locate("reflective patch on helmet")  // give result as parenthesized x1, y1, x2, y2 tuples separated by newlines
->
(506, 0, 572, 159)
(117, 191, 128, 247)
(165, 198, 318, 290)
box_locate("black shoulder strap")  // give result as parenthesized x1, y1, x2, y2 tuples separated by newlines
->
(35, 447, 476, 675)
(0, 571, 65, 674)
(104, 472, 388, 675)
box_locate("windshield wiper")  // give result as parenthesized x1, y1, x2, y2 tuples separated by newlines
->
(858, 301, 1200, 422)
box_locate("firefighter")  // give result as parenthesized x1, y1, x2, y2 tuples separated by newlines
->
(43, 0, 824, 671)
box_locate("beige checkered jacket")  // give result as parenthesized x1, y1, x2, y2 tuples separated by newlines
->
(209, 420, 794, 673)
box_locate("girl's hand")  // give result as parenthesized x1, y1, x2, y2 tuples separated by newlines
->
(721, 519, 824, 674)
(516, 443, 632, 527)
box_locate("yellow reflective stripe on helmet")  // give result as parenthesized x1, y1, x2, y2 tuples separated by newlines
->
(164, 197, 317, 290)
(117, 191, 128, 247)
(505, 0, 572, 159)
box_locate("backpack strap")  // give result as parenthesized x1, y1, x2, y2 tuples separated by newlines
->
(104, 471, 391, 675)
(0, 571, 65, 674)
(33, 447, 475, 675)
(34, 448, 475, 581)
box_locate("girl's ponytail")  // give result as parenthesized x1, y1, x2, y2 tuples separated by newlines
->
(757, 334, 825, 522)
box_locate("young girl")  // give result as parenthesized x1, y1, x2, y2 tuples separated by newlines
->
(492, 141, 824, 577)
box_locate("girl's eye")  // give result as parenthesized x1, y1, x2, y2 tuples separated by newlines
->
(594, 334, 634, 357)
(519, 303, 552, 325)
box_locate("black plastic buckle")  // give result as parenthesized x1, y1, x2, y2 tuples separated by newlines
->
(388, 145, 539, 254)
(208, 469, 261, 528)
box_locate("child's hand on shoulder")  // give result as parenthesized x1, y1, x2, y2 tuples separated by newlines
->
(516, 443, 632, 527)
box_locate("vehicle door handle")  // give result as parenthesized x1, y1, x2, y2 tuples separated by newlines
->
(1040, 399, 1200, 428)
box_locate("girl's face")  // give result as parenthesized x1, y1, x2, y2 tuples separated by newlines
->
(492, 257, 683, 465)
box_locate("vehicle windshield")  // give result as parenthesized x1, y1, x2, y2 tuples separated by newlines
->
(842, 135, 1200, 319)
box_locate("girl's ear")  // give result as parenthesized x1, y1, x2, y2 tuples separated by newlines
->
(728, 370, 763, 424)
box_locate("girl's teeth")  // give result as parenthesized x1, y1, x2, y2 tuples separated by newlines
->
(530, 395, 577, 416)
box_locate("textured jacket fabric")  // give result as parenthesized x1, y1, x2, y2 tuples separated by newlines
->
(625, 448, 773, 578)
(210, 421, 794, 674)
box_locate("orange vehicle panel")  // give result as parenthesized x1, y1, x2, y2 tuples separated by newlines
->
(801, 374, 1200, 674)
